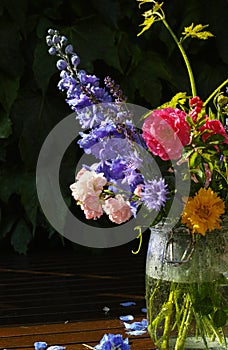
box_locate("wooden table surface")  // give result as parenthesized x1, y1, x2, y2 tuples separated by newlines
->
(0, 237, 156, 349)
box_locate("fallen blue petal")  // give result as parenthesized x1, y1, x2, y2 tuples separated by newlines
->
(141, 308, 147, 313)
(34, 342, 48, 350)
(126, 330, 147, 336)
(123, 318, 148, 335)
(119, 315, 134, 322)
(94, 333, 130, 350)
(120, 302, 136, 307)
(47, 347, 66, 350)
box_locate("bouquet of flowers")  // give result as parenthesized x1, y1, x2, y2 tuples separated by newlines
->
(45, 1, 227, 348)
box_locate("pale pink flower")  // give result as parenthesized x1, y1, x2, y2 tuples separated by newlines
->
(75, 167, 87, 180)
(70, 169, 107, 202)
(134, 184, 143, 197)
(81, 194, 104, 219)
(103, 194, 133, 224)
(70, 169, 107, 220)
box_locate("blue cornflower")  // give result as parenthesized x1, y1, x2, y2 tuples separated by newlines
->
(94, 333, 130, 350)
(141, 178, 168, 211)
(124, 168, 144, 192)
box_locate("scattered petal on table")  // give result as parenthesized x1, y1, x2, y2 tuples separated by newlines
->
(47, 346, 66, 350)
(120, 301, 136, 307)
(141, 307, 147, 313)
(34, 342, 48, 350)
(123, 318, 148, 335)
(93, 333, 130, 350)
(119, 315, 134, 321)
(126, 329, 147, 336)
(103, 306, 110, 313)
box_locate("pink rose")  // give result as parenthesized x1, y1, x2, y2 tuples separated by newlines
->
(103, 194, 133, 224)
(142, 107, 191, 160)
(81, 194, 103, 219)
(70, 169, 107, 202)
(200, 119, 228, 143)
(70, 169, 107, 220)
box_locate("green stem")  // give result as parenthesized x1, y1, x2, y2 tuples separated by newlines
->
(174, 293, 193, 350)
(160, 288, 175, 349)
(203, 78, 228, 107)
(162, 19, 197, 97)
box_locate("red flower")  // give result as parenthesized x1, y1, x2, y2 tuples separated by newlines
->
(142, 107, 191, 160)
(189, 96, 203, 123)
(200, 119, 228, 143)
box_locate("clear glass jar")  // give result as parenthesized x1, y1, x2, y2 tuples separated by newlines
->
(146, 217, 228, 350)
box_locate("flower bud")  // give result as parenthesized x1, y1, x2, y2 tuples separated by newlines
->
(60, 36, 68, 45)
(56, 59, 68, 70)
(47, 28, 55, 35)
(71, 54, 80, 67)
(48, 47, 57, 55)
(46, 36, 53, 46)
(65, 44, 74, 54)
(52, 35, 60, 44)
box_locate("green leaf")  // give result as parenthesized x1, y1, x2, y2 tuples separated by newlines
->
(36, 16, 54, 39)
(0, 73, 20, 112)
(10, 219, 32, 254)
(0, 19, 24, 77)
(182, 23, 214, 40)
(0, 168, 22, 202)
(3, 0, 28, 35)
(0, 211, 17, 238)
(65, 20, 122, 73)
(206, 133, 227, 144)
(0, 110, 12, 138)
(213, 309, 227, 328)
(189, 152, 202, 168)
(131, 52, 172, 105)
(159, 92, 188, 110)
(19, 173, 38, 230)
(33, 39, 57, 94)
(90, 0, 121, 28)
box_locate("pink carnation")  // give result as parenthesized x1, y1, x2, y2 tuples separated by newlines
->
(103, 194, 133, 224)
(142, 107, 191, 160)
(200, 119, 228, 143)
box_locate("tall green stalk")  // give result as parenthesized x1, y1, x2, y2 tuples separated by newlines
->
(162, 19, 197, 97)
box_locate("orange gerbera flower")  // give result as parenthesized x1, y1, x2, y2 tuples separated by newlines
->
(181, 188, 225, 236)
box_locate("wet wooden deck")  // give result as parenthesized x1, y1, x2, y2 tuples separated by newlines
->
(0, 239, 156, 349)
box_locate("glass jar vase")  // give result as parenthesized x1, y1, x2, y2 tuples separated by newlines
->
(145, 217, 228, 350)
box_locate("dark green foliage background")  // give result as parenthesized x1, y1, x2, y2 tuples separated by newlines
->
(0, 0, 227, 253)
